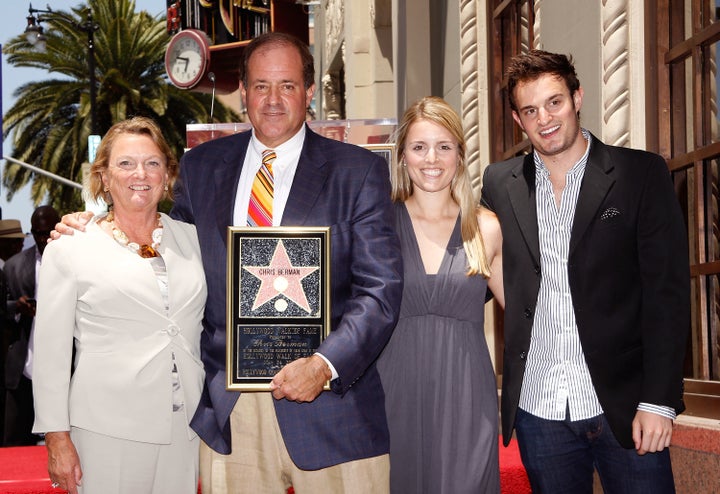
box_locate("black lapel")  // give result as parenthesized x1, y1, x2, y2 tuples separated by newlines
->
(507, 154, 541, 267)
(569, 136, 615, 256)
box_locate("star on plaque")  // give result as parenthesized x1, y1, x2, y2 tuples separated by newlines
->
(244, 240, 319, 313)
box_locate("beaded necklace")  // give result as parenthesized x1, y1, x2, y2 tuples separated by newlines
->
(106, 211, 163, 258)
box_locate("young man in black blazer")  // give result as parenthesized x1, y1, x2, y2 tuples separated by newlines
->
(482, 50, 689, 494)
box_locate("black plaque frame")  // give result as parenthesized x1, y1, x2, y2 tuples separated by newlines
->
(226, 227, 331, 391)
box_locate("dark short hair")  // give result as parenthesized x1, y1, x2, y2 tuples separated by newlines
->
(506, 50, 580, 112)
(241, 32, 315, 90)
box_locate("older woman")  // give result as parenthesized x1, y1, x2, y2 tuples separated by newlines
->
(32, 117, 207, 494)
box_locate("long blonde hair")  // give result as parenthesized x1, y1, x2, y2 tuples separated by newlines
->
(390, 96, 490, 277)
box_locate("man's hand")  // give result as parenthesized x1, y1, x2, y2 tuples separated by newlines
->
(45, 431, 83, 494)
(16, 295, 36, 317)
(269, 355, 331, 403)
(631, 410, 673, 455)
(49, 211, 93, 241)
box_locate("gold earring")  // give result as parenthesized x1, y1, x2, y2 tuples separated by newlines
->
(103, 186, 109, 192)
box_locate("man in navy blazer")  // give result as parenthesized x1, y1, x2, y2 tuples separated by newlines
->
(172, 33, 402, 492)
(481, 51, 689, 493)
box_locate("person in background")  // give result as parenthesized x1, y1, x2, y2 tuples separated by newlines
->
(377, 96, 504, 493)
(54, 32, 402, 494)
(32, 117, 206, 494)
(0, 220, 27, 268)
(3, 206, 59, 446)
(0, 218, 27, 445)
(481, 50, 690, 493)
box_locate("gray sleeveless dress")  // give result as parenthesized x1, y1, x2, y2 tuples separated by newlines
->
(377, 203, 500, 494)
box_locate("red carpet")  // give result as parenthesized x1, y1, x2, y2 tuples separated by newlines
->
(499, 437, 532, 493)
(0, 438, 530, 493)
(0, 446, 64, 494)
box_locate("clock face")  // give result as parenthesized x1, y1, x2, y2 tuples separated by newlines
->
(165, 30, 210, 89)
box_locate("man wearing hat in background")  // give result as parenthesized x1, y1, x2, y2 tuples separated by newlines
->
(0, 220, 27, 269)
(0, 219, 27, 445)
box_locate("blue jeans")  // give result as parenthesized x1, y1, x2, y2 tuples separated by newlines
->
(514, 407, 675, 494)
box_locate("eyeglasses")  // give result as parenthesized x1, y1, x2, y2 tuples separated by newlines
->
(111, 159, 166, 172)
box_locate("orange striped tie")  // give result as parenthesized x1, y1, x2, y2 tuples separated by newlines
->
(248, 149, 276, 227)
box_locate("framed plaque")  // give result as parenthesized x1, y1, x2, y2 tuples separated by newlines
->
(226, 227, 331, 391)
(360, 143, 394, 170)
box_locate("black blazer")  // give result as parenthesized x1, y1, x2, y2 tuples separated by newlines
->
(482, 134, 690, 449)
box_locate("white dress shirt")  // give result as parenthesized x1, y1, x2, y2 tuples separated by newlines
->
(232, 127, 305, 227)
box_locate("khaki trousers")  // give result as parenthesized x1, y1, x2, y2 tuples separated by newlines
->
(199, 393, 389, 494)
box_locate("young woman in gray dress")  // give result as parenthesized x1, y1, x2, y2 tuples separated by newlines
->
(377, 96, 504, 493)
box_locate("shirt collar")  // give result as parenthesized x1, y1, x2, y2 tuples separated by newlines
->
(251, 125, 306, 157)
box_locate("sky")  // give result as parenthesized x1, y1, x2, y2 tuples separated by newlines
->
(1, 0, 166, 232)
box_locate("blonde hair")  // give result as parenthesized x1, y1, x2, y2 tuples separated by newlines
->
(390, 96, 490, 277)
(86, 116, 179, 204)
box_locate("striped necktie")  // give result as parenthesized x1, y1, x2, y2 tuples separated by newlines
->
(247, 149, 276, 227)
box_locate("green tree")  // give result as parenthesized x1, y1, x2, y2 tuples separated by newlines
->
(3, 0, 239, 213)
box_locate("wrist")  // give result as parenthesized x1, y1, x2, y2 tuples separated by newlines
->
(44, 431, 71, 445)
(310, 354, 332, 380)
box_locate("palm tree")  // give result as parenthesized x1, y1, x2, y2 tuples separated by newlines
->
(3, 0, 239, 213)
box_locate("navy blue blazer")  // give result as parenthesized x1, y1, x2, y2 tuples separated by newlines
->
(481, 134, 689, 449)
(173, 126, 403, 470)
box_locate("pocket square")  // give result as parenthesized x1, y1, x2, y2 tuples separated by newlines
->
(600, 207, 621, 220)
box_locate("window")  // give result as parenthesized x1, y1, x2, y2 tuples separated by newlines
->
(489, 0, 534, 163)
(650, 0, 720, 416)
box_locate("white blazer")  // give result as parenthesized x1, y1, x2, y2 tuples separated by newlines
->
(32, 213, 207, 444)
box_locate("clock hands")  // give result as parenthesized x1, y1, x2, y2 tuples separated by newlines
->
(176, 56, 190, 72)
